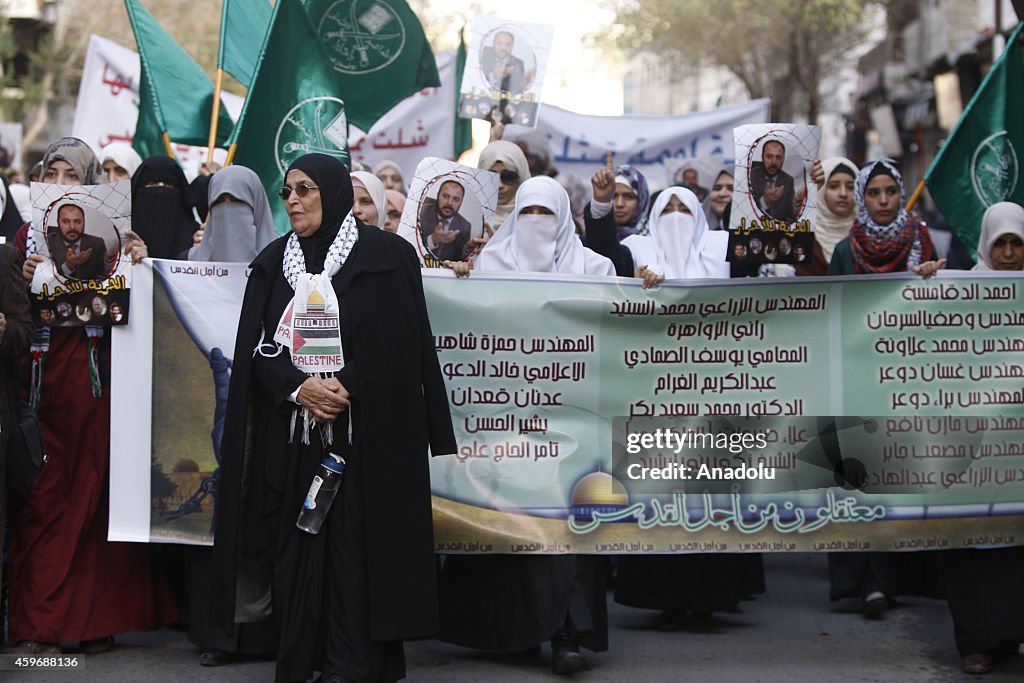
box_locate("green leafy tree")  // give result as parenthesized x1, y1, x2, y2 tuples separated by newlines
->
(602, 0, 877, 121)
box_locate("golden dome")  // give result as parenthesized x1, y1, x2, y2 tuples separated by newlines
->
(307, 285, 325, 307)
(571, 471, 629, 507)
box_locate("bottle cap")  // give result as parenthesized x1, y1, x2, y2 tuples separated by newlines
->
(323, 452, 346, 473)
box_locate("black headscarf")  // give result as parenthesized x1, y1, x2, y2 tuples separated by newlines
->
(284, 153, 354, 273)
(131, 156, 198, 259)
(0, 174, 24, 241)
(190, 174, 213, 223)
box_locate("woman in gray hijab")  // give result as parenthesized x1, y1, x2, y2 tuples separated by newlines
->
(186, 163, 279, 668)
(189, 165, 278, 263)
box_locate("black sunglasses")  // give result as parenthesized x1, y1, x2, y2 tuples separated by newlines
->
(279, 183, 320, 200)
(499, 169, 519, 184)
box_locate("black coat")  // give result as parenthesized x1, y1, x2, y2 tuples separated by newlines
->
(211, 222, 456, 642)
(0, 244, 32, 435)
(0, 243, 32, 593)
(583, 202, 635, 277)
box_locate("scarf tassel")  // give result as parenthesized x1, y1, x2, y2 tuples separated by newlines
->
(287, 373, 338, 447)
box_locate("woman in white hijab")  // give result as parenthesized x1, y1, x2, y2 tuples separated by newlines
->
(99, 142, 143, 182)
(476, 176, 613, 276)
(188, 165, 278, 263)
(440, 175, 612, 676)
(796, 157, 858, 276)
(372, 159, 405, 194)
(477, 140, 531, 232)
(350, 170, 387, 229)
(941, 202, 1024, 676)
(614, 188, 758, 630)
(972, 201, 1024, 271)
(620, 186, 729, 286)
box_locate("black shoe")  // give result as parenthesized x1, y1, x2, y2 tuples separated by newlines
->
(320, 674, 355, 683)
(862, 596, 888, 619)
(551, 637, 589, 675)
(80, 636, 113, 654)
(199, 648, 232, 667)
(656, 609, 687, 632)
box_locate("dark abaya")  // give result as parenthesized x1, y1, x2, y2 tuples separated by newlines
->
(942, 547, 1024, 656)
(0, 175, 24, 242)
(212, 154, 456, 683)
(439, 555, 608, 654)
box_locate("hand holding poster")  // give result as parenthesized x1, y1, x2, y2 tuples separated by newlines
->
(459, 16, 554, 127)
(29, 181, 132, 326)
(398, 157, 499, 266)
(728, 124, 820, 265)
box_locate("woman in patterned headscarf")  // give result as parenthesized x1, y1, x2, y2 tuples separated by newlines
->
(828, 159, 943, 277)
(9, 137, 173, 656)
(584, 158, 653, 276)
(825, 159, 945, 621)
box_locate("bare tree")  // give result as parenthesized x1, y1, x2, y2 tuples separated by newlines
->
(1, 0, 229, 161)
(601, 0, 876, 121)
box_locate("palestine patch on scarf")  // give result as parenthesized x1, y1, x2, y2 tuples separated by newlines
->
(274, 273, 343, 373)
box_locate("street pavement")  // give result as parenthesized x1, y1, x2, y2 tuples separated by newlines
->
(7, 552, 1023, 682)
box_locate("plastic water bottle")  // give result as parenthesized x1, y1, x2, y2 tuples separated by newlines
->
(296, 453, 346, 534)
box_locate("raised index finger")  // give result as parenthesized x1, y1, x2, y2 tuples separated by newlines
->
(606, 150, 614, 172)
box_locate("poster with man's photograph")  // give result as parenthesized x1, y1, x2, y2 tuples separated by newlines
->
(29, 180, 132, 326)
(662, 158, 721, 203)
(458, 15, 554, 127)
(727, 124, 820, 265)
(398, 157, 499, 267)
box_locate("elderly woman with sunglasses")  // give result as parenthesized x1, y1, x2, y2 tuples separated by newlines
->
(478, 140, 532, 231)
(211, 153, 455, 683)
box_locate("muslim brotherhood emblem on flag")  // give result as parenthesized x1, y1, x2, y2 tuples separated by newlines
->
(275, 97, 349, 173)
(318, 0, 406, 74)
(971, 131, 1019, 206)
(291, 284, 343, 370)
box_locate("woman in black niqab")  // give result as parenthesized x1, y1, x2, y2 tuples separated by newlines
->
(0, 174, 25, 241)
(190, 173, 213, 224)
(131, 156, 198, 259)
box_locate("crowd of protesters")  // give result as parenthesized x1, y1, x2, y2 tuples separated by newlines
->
(0, 123, 1020, 683)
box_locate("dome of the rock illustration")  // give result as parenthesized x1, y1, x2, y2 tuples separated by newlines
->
(570, 469, 629, 520)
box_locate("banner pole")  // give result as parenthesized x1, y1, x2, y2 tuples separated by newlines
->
(162, 131, 176, 159)
(207, 68, 225, 164)
(225, 143, 237, 166)
(905, 179, 926, 212)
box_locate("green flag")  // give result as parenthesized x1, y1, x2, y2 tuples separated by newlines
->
(125, 0, 234, 159)
(301, 0, 440, 131)
(229, 0, 351, 233)
(924, 23, 1024, 253)
(453, 27, 473, 159)
(219, 0, 273, 87)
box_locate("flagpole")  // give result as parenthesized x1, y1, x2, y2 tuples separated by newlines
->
(207, 68, 225, 164)
(225, 143, 237, 166)
(162, 132, 176, 159)
(905, 179, 925, 212)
